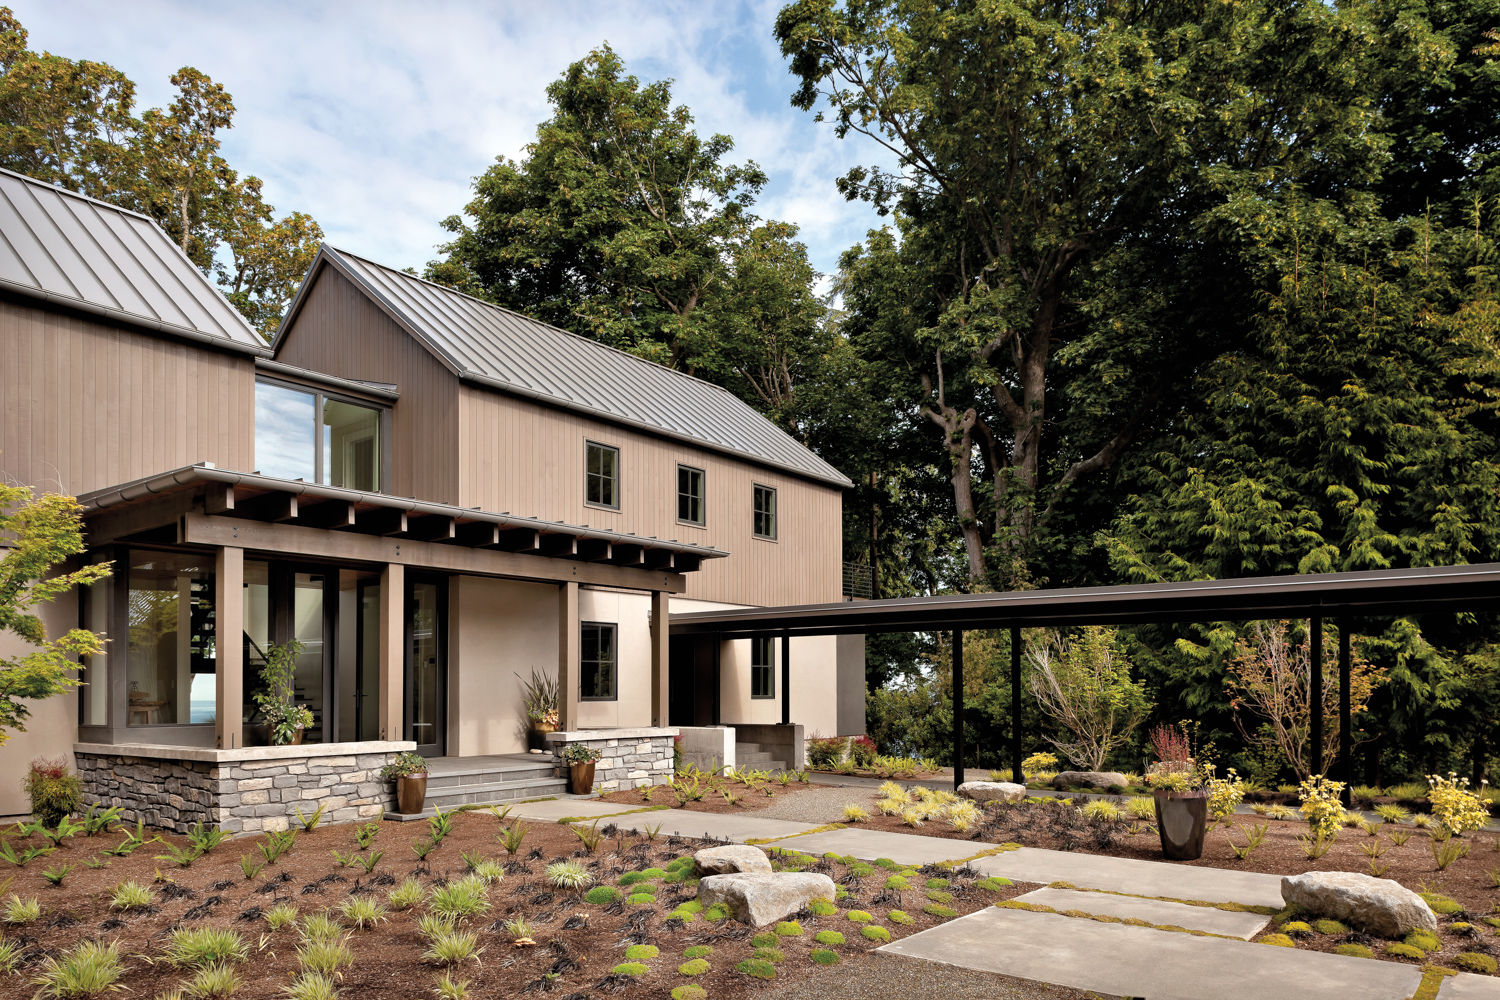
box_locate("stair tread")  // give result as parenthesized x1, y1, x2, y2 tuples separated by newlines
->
(425, 776, 567, 797)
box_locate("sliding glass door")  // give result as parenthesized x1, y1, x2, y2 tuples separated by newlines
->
(406, 577, 446, 757)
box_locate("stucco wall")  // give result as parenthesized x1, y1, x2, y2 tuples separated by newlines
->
(576, 588, 654, 731)
(448, 575, 559, 756)
(0, 578, 80, 819)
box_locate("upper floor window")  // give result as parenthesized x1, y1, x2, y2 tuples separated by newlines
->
(255, 380, 383, 492)
(581, 622, 617, 700)
(678, 465, 705, 525)
(586, 441, 619, 509)
(751, 636, 774, 699)
(753, 484, 777, 540)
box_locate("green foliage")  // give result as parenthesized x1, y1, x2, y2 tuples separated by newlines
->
(610, 962, 649, 977)
(845, 910, 872, 924)
(1426, 773, 1490, 834)
(294, 804, 325, 834)
(23, 758, 82, 828)
(888, 910, 914, 925)
(546, 860, 593, 890)
(429, 877, 491, 923)
(164, 927, 247, 968)
(3, 892, 39, 924)
(337, 896, 387, 930)
(624, 944, 659, 961)
(774, 920, 802, 936)
(257, 829, 296, 865)
(810, 948, 841, 965)
(584, 886, 620, 905)
(682, 945, 712, 959)
(751, 947, 785, 963)
(254, 639, 310, 745)
(678, 958, 710, 975)
(29, 939, 123, 999)
(0, 936, 20, 974)
(860, 925, 892, 943)
(1259, 933, 1297, 948)
(296, 934, 354, 977)
(1312, 919, 1350, 936)
(1454, 953, 1499, 975)
(281, 973, 339, 1000)
(672, 986, 707, 1000)
(814, 930, 845, 946)
(808, 898, 838, 916)
(1385, 942, 1426, 960)
(108, 880, 153, 910)
(736, 958, 776, 980)
(626, 892, 655, 905)
(923, 903, 958, 918)
(1333, 943, 1374, 958)
(264, 903, 298, 930)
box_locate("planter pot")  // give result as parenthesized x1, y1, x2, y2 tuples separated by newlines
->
(528, 721, 556, 752)
(396, 773, 428, 815)
(1153, 789, 1208, 860)
(569, 761, 596, 795)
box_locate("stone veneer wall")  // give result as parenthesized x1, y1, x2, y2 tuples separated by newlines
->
(73, 741, 413, 835)
(546, 728, 679, 793)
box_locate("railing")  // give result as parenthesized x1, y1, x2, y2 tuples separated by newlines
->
(842, 561, 872, 599)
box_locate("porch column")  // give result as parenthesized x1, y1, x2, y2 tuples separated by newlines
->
(378, 563, 404, 741)
(1339, 622, 1352, 806)
(558, 581, 579, 731)
(780, 631, 790, 726)
(1010, 625, 1022, 783)
(1309, 618, 1323, 777)
(953, 629, 965, 789)
(215, 546, 243, 750)
(650, 590, 670, 727)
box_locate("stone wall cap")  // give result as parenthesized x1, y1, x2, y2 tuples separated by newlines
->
(544, 728, 680, 741)
(72, 740, 417, 764)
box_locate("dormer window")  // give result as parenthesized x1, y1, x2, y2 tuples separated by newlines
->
(255, 379, 385, 492)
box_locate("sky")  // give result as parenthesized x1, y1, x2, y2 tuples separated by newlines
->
(15, 0, 896, 288)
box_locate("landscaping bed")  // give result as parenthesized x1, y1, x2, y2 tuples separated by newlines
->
(0, 807, 1031, 999)
(597, 772, 819, 813)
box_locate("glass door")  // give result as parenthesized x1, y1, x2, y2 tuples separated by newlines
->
(406, 577, 446, 756)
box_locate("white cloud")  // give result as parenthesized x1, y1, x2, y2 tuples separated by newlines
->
(16, 0, 899, 277)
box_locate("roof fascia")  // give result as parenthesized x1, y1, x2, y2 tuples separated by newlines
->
(254, 359, 400, 402)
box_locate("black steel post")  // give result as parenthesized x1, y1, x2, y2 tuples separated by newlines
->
(1011, 626, 1023, 783)
(780, 631, 791, 726)
(1309, 618, 1323, 777)
(953, 629, 965, 789)
(711, 635, 721, 727)
(1339, 623, 1352, 806)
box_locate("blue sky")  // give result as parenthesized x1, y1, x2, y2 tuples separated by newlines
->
(16, 1, 896, 289)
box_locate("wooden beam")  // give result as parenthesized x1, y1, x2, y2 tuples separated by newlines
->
(445, 522, 498, 547)
(612, 544, 645, 567)
(215, 546, 244, 751)
(493, 528, 541, 552)
(297, 500, 356, 529)
(559, 581, 579, 732)
(404, 515, 455, 542)
(83, 492, 195, 545)
(234, 491, 298, 523)
(205, 483, 235, 514)
(651, 590, 670, 727)
(539, 534, 577, 557)
(674, 554, 702, 574)
(182, 514, 689, 592)
(576, 538, 612, 562)
(355, 507, 407, 536)
(644, 549, 675, 572)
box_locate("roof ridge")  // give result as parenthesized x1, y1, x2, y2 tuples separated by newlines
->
(0, 165, 162, 227)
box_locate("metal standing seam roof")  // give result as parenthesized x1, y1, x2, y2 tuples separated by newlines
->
(0, 168, 269, 355)
(276, 245, 852, 488)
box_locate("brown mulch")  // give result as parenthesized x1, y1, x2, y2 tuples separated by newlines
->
(0, 809, 1032, 999)
(596, 776, 817, 813)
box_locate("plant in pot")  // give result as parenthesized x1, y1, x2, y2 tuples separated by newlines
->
(382, 751, 429, 814)
(255, 638, 313, 746)
(562, 743, 602, 795)
(1144, 723, 1208, 859)
(517, 668, 560, 751)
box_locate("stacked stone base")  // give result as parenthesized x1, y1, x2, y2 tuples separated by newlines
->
(546, 727, 679, 793)
(73, 741, 414, 835)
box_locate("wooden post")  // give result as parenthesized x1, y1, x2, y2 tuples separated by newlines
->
(1309, 618, 1323, 777)
(558, 581, 579, 732)
(1011, 625, 1022, 783)
(378, 563, 404, 741)
(953, 629, 965, 789)
(711, 636, 721, 727)
(1339, 623, 1352, 806)
(650, 590, 670, 727)
(780, 631, 791, 726)
(215, 546, 243, 750)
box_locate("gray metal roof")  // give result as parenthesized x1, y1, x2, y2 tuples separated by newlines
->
(0, 167, 268, 355)
(278, 245, 851, 488)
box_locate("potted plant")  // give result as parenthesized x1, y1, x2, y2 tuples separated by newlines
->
(382, 751, 429, 814)
(561, 743, 602, 795)
(255, 639, 313, 746)
(1144, 724, 1207, 859)
(517, 669, 560, 751)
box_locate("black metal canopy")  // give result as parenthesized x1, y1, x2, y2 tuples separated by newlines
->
(669, 562, 1500, 637)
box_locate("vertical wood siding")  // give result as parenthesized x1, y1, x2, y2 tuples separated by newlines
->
(457, 386, 842, 607)
(274, 268, 460, 504)
(0, 297, 254, 495)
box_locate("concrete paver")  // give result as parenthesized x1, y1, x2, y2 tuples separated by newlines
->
(767, 828, 995, 865)
(507, 798, 646, 823)
(623, 809, 823, 842)
(880, 905, 1424, 1000)
(970, 845, 1286, 908)
(1013, 886, 1271, 939)
(1438, 975, 1500, 999)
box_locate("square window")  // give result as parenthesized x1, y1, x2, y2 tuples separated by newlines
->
(678, 465, 705, 525)
(751, 636, 774, 699)
(586, 442, 619, 509)
(581, 623, 617, 700)
(753, 484, 777, 540)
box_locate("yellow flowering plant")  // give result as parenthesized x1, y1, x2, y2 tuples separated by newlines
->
(1204, 765, 1246, 821)
(1426, 773, 1489, 835)
(1298, 775, 1346, 840)
(1021, 752, 1059, 780)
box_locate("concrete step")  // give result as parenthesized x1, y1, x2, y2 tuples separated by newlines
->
(735, 743, 764, 754)
(388, 789, 592, 823)
(423, 775, 570, 810)
(427, 763, 557, 788)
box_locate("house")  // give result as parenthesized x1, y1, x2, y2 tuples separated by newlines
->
(0, 168, 864, 829)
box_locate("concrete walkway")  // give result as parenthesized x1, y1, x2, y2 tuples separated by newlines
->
(1012, 885, 1271, 939)
(768, 828, 999, 866)
(971, 846, 1286, 908)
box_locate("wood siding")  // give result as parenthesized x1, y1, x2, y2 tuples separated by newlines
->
(457, 385, 843, 606)
(273, 267, 460, 504)
(0, 295, 254, 495)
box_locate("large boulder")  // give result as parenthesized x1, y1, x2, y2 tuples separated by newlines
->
(698, 872, 837, 927)
(1281, 871, 1437, 937)
(1052, 770, 1129, 790)
(958, 781, 1026, 804)
(693, 844, 772, 877)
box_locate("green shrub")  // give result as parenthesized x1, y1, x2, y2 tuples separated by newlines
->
(24, 758, 82, 828)
(1384, 942, 1426, 960)
(736, 958, 776, 979)
(846, 910, 872, 923)
(814, 930, 845, 946)
(1312, 919, 1349, 935)
(429, 878, 491, 923)
(164, 927, 248, 968)
(775, 921, 802, 936)
(108, 880, 154, 911)
(672, 987, 707, 1000)
(861, 925, 892, 942)
(678, 958, 710, 975)
(924, 903, 958, 918)
(810, 948, 841, 965)
(888, 910, 914, 925)
(1258, 933, 1296, 948)
(31, 939, 124, 999)
(1333, 943, 1373, 958)
(625, 944, 659, 961)
(584, 886, 620, 905)
(1404, 930, 1441, 952)
(610, 962, 649, 977)
(1454, 953, 1499, 975)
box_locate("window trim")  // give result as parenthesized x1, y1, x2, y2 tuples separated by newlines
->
(584, 440, 621, 511)
(579, 621, 619, 701)
(752, 483, 778, 541)
(676, 463, 706, 527)
(750, 636, 775, 699)
(254, 376, 390, 493)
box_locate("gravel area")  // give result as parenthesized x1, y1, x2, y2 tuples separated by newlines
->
(751, 782, 882, 822)
(759, 950, 1123, 1000)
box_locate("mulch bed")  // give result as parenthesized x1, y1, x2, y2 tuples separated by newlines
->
(596, 776, 817, 814)
(0, 808, 1030, 999)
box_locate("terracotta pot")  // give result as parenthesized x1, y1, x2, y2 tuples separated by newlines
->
(396, 773, 428, 814)
(1153, 789, 1208, 860)
(569, 761, 596, 795)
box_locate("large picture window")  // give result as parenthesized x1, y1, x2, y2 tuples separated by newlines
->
(255, 380, 383, 491)
(585, 441, 619, 509)
(580, 623, 617, 700)
(678, 465, 704, 525)
(126, 550, 216, 726)
(753, 484, 777, 540)
(751, 636, 774, 699)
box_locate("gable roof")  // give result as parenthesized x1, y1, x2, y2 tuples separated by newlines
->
(0, 168, 269, 355)
(276, 245, 852, 488)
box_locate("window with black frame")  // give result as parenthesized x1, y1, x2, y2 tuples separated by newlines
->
(751, 636, 774, 699)
(753, 484, 777, 540)
(586, 442, 619, 508)
(678, 465, 704, 525)
(254, 380, 384, 492)
(580, 623, 617, 700)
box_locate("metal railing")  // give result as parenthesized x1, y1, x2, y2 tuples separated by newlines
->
(842, 561, 872, 599)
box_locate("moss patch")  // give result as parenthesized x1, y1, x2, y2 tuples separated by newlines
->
(1385, 942, 1426, 960)
(1454, 953, 1498, 975)
(810, 948, 841, 965)
(974, 877, 1012, 890)
(625, 944, 659, 961)
(1258, 933, 1296, 948)
(808, 899, 838, 917)
(927, 890, 954, 904)
(611, 962, 649, 976)
(1312, 919, 1350, 936)
(671, 987, 707, 1000)
(885, 876, 911, 890)
(1333, 943, 1373, 958)
(704, 903, 730, 920)
(1409, 965, 1458, 1000)
(925, 878, 950, 889)
(861, 925, 892, 943)
(1281, 921, 1312, 937)
(924, 903, 958, 918)
(677, 958, 710, 976)
(751, 933, 779, 949)
(682, 945, 712, 959)
(888, 910, 914, 925)
(752, 947, 785, 964)
(1420, 892, 1464, 916)
(584, 886, 621, 905)
(736, 958, 776, 980)
(1405, 930, 1441, 953)
(846, 910, 873, 923)
(775, 921, 802, 937)
(626, 892, 656, 905)
(814, 930, 845, 946)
